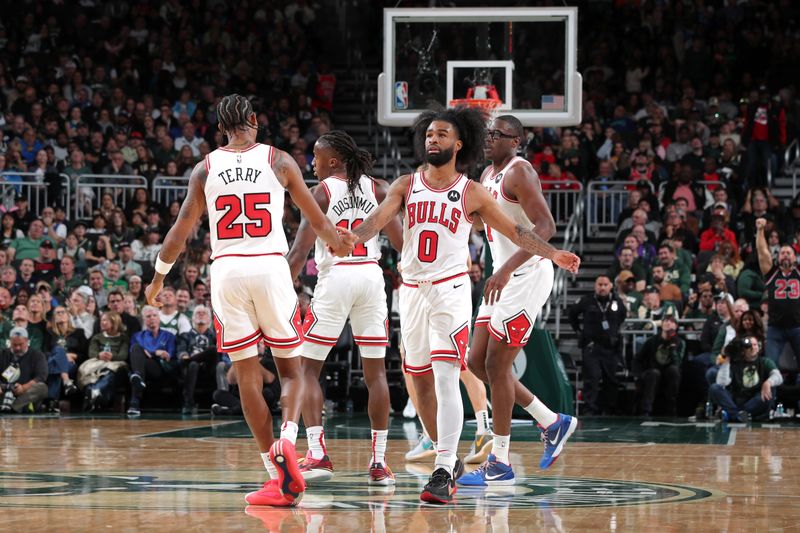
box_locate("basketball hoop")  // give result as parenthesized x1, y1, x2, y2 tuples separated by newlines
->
(448, 98, 502, 111)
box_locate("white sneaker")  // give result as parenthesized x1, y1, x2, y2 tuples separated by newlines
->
(405, 434, 436, 462)
(402, 398, 416, 419)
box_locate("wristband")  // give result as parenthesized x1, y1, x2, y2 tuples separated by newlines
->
(155, 255, 175, 275)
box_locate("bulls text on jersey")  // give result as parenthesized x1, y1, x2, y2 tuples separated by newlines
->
(406, 200, 463, 234)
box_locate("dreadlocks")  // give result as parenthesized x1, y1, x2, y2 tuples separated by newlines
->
(412, 105, 489, 173)
(316, 130, 374, 197)
(216, 94, 258, 136)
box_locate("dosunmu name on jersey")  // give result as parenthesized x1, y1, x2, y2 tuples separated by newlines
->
(330, 195, 376, 217)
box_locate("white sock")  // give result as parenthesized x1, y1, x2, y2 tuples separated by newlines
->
(432, 361, 463, 475)
(524, 397, 558, 428)
(261, 452, 279, 479)
(371, 429, 388, 465)
(306, 425, 326, 459)
(492, 434, 511, 465)
(280, 420, 299, 445)
(475, 409, 491, 435)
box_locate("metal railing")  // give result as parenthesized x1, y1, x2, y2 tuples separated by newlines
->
(584, 180, 640, 236)
(785, 138, 800, 198)
(152, 176, 190, 206)
(544, 181, 583, 226)
(543, 189, 585, 337)
(0, 172, 70, 213)
(73, 174, 147, 220)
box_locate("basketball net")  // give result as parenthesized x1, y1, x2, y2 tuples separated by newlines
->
(448, 97, 502, 121)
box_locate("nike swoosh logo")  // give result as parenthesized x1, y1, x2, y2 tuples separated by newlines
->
(453, 283, 464, 289)
(512, 271, 527, 277)
(549, 427, 561, 445)
(485, 472, 508, 480)
(412, 188, 425, 194)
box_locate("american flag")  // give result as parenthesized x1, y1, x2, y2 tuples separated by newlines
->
(541, 95, 565, 110)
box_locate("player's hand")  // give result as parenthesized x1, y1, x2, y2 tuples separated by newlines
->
(755, 217, 767, 232)
(552, 250, 580, 274)
(331, 229, 356, 257)
(144, 280, 164, 308)
(761, 381, 772, 402)
(483, 268, 511, 306)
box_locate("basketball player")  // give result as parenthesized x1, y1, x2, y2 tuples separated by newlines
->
(286, 130, 402, 485)
(145, 95, 354, 507)
(459, 115, 577, 488)
(349, 106, 580, 504)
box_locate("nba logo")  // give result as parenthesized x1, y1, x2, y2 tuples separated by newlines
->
(395, 81, 409, 110)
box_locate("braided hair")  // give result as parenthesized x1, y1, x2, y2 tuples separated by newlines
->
(216, 94, 258, 136)
(316, 130, 374, 197)
(412, 105, 489, 173)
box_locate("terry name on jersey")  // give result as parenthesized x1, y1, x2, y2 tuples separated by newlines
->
(407, 200, 463, 233)
(218, 167, 263, 185)
(330, 195, 376, 217)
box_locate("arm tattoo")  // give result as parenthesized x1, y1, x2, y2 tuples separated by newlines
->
(352, 214, 382, 243)
(271, 150, 291, 187)
(515, 224, 556, 259)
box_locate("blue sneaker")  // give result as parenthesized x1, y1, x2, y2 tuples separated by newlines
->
(457, 454, 515, 487)
(539, 414, 578, 469)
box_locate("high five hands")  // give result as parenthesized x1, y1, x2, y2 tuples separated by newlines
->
(331, 227, 357, 257)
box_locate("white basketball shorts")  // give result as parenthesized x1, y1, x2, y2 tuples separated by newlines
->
(302, 262, 389, 360)
(399, 272, 471, 375)
(210, 254, 303, 361)
(475, 258, 554, 347)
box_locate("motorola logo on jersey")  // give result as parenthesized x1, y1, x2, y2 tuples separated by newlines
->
(494, 172, 504, 183)
(447, 190, 461, 202)
(406, 200, 463, 233)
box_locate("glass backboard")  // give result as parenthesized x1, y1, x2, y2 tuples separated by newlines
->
(378, 7, 581, 127)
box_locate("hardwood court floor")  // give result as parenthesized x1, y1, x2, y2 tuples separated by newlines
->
(1, 413, 799, 532)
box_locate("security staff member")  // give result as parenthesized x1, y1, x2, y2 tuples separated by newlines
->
(568, 275, 627, 415)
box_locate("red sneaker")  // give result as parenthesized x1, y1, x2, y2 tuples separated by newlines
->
(368, 462, 396, 486)
(245, 479, 294, 506)
(244, 505, 305, 531)
(270, 438, 306, 505)
(298, 452, 335, 482)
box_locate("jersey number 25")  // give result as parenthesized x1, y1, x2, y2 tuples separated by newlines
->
(216, 193, 272, 239)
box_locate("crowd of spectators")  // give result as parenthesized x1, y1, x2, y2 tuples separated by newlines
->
(1, 1, 799, 419)
(0, 0, 339, 415)
(548, 0, 800, 418)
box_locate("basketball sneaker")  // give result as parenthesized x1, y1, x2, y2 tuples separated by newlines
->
(453, 457, 465, 480)
(420, 467, 457, 504)
(368, 462, 396, 486)
(244, 504, 306, 530)
(405, 434, 436, 462)
(245, 479, 293, 506)
(457, 454, 515, 487)
(298, 452, 334, 482)
(269, 438, 306, 506)
(464, 433, 493, 464)
(539, 414, 578, 469)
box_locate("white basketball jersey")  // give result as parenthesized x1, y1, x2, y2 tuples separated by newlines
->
(482, 156, 541, 269)
(400, 171, 472, 282)
(204, 143, 288, 260)
(314, 175, 381, 271)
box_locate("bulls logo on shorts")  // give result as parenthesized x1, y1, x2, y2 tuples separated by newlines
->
(447, 190, 461, 202)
